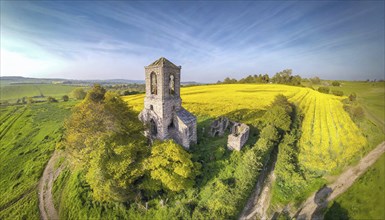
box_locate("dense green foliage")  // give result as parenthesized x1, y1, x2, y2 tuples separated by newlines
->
(145, 140, 201, 192)
(63, 85, 148, 202)
(271, 69, 302, 86)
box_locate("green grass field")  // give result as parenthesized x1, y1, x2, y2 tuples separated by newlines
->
(0, 101, 76, 219)
(325, 153, 385, 219)
(0, 84, 81, 102)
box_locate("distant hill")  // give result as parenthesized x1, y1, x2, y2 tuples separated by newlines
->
(0, 76, 200, 86)
(0, 76, 144, 85)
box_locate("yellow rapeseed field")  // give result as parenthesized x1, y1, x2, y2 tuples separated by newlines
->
(124, 84, 367, 173)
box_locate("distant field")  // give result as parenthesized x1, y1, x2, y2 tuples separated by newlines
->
(306, 81, 385, 129)
(0, 84, 81, 102)
(124, 83, 369, 173)
(0, 101, 75, 219)
(339, 82, 384, 129)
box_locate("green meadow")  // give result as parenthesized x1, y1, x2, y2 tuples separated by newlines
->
(0, 84, 81, 102)
(0, 101, 76, 219)
(325, 153, 385, 219)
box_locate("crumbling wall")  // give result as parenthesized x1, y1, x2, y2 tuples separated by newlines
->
(209, 117, 231, 137)
(227, 123, 250, 151)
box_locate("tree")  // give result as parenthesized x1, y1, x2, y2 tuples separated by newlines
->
(223, 77, 238, 84)
(85, 84, 106, 102)
(62, 95, 69, 102)
(71, 88, 87, 100)
(271, 69, 302, 86)
(145, 140, 201, 192)
(310, 76, 321, 84)
(62, 84, 148, 202)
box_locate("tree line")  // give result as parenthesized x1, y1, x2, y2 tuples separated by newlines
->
(218, 69, 302, 86)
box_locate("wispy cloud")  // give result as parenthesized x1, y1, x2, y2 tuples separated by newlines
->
(0, 1, 383, 81)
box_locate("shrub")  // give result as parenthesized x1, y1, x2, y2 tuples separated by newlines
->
(352, 106, 365, 120)
(71, 88, 87, 100)
(62, 95, 69, 102)
(332, 90, 344, 96)
(349, 93, 357, 102)
(27, 97, 34, 104)
(332, 81, 341, 86)
(47, 96, 58, 103)
(318, 86, 330, 94)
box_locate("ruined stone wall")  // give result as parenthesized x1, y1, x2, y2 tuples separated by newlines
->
(227, 123, 250, 151)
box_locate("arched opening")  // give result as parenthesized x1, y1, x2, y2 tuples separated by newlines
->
(168, 120, 175, 131)
(150, 119, 157, 136)
(150, 72, 157, 95)
(169, 74, 175, 95)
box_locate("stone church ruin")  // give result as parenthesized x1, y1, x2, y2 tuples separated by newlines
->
(208, 117, 250, 151)
(139, 57, 197, 149)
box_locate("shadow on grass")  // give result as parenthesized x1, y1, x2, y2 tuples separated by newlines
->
(324, 201, 350, 220)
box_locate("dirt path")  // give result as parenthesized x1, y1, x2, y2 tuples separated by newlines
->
(295, 141, 385, 220)
(239, 148, 277, 220)
(38, 151, 62, 220)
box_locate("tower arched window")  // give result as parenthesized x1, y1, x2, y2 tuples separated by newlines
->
(169, 74, 175, 95)
(151, 72, 157, 95)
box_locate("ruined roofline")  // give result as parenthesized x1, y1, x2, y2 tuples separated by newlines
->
(145, 57, 181, 69)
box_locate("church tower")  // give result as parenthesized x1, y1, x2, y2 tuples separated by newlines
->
(139, 57, 197, 149)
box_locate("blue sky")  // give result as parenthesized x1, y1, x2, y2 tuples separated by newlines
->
(1, 1, 384, 82)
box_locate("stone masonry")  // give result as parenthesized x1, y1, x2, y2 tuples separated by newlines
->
(139, 57, 197, 149)
(227, 123, 250, 151)
(209, 117, 231, 137)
